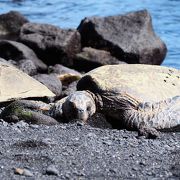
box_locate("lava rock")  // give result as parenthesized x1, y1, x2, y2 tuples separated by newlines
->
(0, 40, 47, 72)
(33, 74, 62, 97)
(18, 59, 37, 75)
(19, 23, 81, 66)
(1, 100, 59, 125)
(0, 11, 28, 39)
(74, 47, 126, 72)
(78, 10, 167, 65)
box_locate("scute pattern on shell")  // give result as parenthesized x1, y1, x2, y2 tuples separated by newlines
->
(77, 64, 180, 103)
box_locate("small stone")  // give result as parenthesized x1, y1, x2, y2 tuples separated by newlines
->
(14, 168, 33, 177)
(46, 165, 59, 176)
(103, 140, 113, 146)
(30, 124, 39, 129)
(0, 119, 8, 126)
(76, 121, 85, 127)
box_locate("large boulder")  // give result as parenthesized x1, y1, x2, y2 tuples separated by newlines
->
(0, 11, 28, 39)
(78, 10, 167, 65)
(19, 23, 81, 66)
(74, 47, 126, 72)
(0, 40, 47, 72)
(0, 61, 54, 103)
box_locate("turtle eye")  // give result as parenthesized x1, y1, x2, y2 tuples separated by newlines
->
(87, 106, 91, 111)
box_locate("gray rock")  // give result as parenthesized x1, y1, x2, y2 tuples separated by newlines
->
(33, 74, 62, 97)
(0, 58, 37, 75)
(0, 40, 47, 72)
(0, 11, 28, 39)
(0, 100, 59, 125)
(78, 10, 167, 65)
(74, 47, 126, 72)
(18, 59, 37, 75)
(62, 81, 77, 96)
(19, 23, 81, 66)
(46, 165, 59, 176)
(14, 168, 33, 177)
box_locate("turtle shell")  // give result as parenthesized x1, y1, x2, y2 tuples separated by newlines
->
(77, 64, 180, 103)
(0, 61, 54, 102)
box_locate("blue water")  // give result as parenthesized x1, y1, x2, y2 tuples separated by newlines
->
(0, 0, 180, 69)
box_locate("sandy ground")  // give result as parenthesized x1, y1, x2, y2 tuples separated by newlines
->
(0, 120, 179, 179)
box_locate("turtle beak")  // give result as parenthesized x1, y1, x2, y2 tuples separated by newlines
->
(77, 109, 89, 122)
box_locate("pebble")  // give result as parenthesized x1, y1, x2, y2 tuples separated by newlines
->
(0, 119, 8, 127)
(46, 165, 59, 176)
(29, 124, 39, 129)
(14, 168, 33, 177)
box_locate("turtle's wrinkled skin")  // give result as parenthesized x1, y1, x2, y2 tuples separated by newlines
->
(52, 64, 180, 138)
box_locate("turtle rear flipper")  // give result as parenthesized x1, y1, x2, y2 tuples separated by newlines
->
(137, 123, 160, 139)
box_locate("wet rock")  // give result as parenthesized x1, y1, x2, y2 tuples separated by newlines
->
(19, 23, 81, 66)
(0, 11, 28, 39)
(0, 40, 47, 72)
(78, 10, 167, 65)
(46, 165, 59, 176)
(74, 47, 126, 72)
(33, 74, 62, 97)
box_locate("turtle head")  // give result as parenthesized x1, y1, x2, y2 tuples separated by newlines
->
(62, 91, 96, 122)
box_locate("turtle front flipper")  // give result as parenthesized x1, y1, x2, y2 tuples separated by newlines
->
(125, 96, 180, 138)
(0, 100, 59, 125)
(103, 93, 180, 138)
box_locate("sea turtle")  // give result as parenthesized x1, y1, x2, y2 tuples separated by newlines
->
(50, 64, 180, 138)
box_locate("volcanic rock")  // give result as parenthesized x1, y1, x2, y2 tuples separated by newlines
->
(74, 47, 126, 72)
(78, 10, 167, 65)
(19, 23, 81, 66)
(0, 40, 47, 72)
(0, 11, 28, 39)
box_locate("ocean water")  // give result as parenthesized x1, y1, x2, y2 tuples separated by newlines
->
(0, 0, 179, 69)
